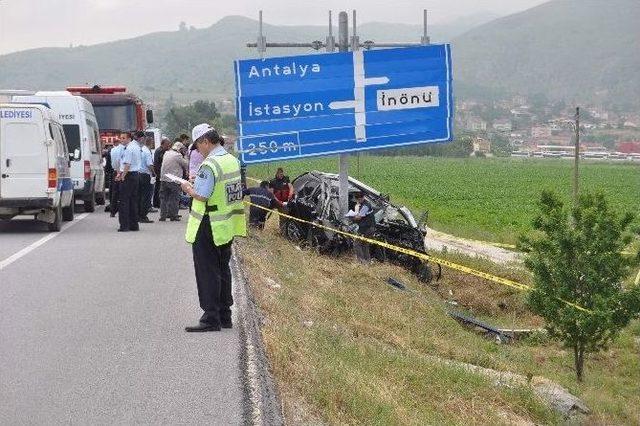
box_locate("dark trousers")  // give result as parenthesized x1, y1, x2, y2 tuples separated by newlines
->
(354, 227, 373, 263)
(153, 178, 161, 208)
(192, 216, 233, 325)
(160, 181, 181, 219)
(109, 180, 121, 214)
(138, 173, 152, 219)
(118, 172, 139, 231)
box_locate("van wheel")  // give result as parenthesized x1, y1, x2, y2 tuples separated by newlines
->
(48, 204, 62, 232)
(62, 195, 75, 222)
(96, 192, 106, 206)
(84, 190, 96, 213)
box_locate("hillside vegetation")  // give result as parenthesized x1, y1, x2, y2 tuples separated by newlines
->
(0, 15, 481, 104)
(1, 1, 639, 106)
(453, 0, 640, 107)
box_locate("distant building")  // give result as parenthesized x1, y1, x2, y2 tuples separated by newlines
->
(473, 137, 491, 154)
(492, 119, 512, 132)
(531, 126, 552, 139)
(617, 141, 640, 154)
(589, 108, 609, 121)
(466, 117, 487, 132)
(512, 95, 528, 106)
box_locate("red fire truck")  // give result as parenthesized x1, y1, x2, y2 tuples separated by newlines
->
(66, 85, 153, 147)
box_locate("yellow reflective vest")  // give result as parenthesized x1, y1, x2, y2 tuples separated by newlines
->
(185, 152, 247, 246)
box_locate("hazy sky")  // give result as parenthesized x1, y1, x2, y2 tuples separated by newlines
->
(0, 0, 548, 55)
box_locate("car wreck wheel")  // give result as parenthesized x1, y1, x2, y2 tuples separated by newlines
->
(416, 262, 435, 286)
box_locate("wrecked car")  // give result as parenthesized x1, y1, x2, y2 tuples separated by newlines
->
(280, 171, 441, 284)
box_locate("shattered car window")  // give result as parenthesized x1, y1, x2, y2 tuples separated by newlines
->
(382, 207, 409, 225)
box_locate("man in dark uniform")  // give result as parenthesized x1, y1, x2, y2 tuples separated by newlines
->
(116, 132, 141, 232)
(351, 191, 376, 263)
(153, 138, 171, 208)
(243, 181, 283, 229)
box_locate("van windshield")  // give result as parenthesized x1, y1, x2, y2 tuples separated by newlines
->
(93, 104, 136, 131)
(62, 124, 81, 157)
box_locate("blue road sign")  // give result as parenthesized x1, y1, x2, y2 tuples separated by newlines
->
(234, 44, 453, 164)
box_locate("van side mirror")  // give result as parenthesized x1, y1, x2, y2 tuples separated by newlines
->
(146, 109, 154, 124)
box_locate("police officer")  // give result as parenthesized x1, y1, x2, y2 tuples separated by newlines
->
(180, 124, 247, 332)
(108, 136, 125, 217)
(116, 132, 142, 232)
(137, 132, 155, 223)
(243, 181, 283, 229)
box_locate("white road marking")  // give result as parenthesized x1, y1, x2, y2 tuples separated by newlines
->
(0, 213, 89, 271)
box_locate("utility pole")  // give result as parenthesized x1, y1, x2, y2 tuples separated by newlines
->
(573, 107, 580, 204)
(246, 10, 431, 214)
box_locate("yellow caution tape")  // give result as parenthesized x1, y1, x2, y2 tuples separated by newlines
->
(243, 200, 592, 313)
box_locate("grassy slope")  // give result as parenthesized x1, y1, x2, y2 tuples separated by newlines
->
(236, 219, 640, 424)
(248, 157, 640, 244)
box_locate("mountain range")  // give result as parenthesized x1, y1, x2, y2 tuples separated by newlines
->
(0, 0, 638, 108)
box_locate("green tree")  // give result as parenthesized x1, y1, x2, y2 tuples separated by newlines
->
(490, 134, 512, 157)
(163, 100, 220, 137)
(519, 191, 640, 382)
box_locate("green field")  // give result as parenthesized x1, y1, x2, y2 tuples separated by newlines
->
(249, 157, 640, 244)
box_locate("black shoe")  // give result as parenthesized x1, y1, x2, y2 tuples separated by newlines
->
(170, 216, 181, 222)
(130, 227, 139, 231)
(139, 217, 154, 223)
(148, 208, 159, 213)
(221, 320, 232, 329)
(117, 228, 129, 232)
(185, 322, 221, 332)
(159, 217, 167, 222)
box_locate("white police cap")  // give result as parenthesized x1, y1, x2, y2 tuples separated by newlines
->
(192, 123, 214, 143)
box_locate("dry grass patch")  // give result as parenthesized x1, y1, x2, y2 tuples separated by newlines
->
(237, 216, 639, 424)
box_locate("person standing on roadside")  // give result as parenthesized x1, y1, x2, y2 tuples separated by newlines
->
(116, 132, 141, 232)
(180, 124, 247, 332)
(137, 132, 155, 223)
(108, 136, 125, 217)
(243, 181, 283, 229)
(153, 138, 171, 208)
(270, 167, 294, 203)
(159, 141, 188, 221)
(351, 191, 375, 263)
(188, 140, 204, 182)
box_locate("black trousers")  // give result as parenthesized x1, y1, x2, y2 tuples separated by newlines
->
(192, 216, 233, 325)
(138, 173, 152, 219)
(109, 179, 121, 214)
(118, 172, 139, 231)
(152, 177, 161, 208)
(160, 181, 181, 219)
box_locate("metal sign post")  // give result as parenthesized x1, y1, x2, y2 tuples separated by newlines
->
(242, 10, 446, 214)
(338, 11, 350, 214)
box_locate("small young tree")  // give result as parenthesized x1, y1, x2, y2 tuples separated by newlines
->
(519, 191, 640, 382)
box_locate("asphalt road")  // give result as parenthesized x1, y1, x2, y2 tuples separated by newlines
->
(0, 207, 245, 424)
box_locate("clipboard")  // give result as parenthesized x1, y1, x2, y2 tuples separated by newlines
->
(164, 173, 189, 185)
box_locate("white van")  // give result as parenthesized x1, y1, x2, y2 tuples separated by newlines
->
(0, 103, 75, 231)
(13, 91, 105, 212)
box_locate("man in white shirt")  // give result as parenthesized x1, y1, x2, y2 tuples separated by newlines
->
(137, 132, 155, 223)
